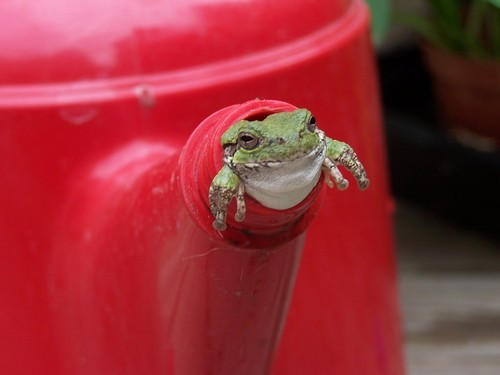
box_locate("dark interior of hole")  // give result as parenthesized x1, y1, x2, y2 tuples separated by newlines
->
(243, 110, 277, 122)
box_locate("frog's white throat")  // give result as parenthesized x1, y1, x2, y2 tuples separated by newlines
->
(234, 145, 326, 210)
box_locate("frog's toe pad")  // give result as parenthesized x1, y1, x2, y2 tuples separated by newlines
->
(357, 179, 370, 190)
(213, 220, 227, 231)
(336, 179, 349, 190)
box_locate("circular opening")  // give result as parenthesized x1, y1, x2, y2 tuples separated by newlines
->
(180, 99, 326, 248)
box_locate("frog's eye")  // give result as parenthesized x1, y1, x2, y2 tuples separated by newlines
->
(238, 132, 259, 150)
(307, 116, 317, 132)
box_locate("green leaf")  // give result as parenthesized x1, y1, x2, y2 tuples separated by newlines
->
(488, 5, 500, 56)
(486, 0, 500, 8)
(395, 11, 448, 50)
(395, 0, 500, 58)
(365, 0, 391, 45)
(464, 0, 488, 57)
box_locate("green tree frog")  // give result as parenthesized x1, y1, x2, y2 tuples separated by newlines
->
(209, 109, 370, 230)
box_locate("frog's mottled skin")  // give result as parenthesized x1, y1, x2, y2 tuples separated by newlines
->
(209, 109, 369, 230)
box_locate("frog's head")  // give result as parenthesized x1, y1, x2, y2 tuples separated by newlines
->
(220, 109, 324, 167)
(219, 109, 327, 210)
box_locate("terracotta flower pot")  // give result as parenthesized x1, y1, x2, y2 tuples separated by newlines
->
(422, 43, 500, 149)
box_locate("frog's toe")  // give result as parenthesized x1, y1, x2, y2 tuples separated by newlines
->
(357, 178, 370, 190)
(213, 222, 227, 231)
(234, 184, 246, 222)
(323, 173, 334, 188)
(322, 161, 349, 190)
(336, 178, 349, 190)
(213, 217, 227, 231)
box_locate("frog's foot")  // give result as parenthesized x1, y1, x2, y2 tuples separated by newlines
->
(209, 186, 231, 231)
(322, 160, 349, 190)
(332, 144, 370, 190)
(209, 183, 246, 231)
(209, 165, 246, 231)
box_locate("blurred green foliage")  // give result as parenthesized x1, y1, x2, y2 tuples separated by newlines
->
(399, 0, 500, 58)
(366, 0, 391, 46)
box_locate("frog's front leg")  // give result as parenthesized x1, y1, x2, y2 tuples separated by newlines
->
(209, 165, 246, 231)
(322, 139, 370, 190)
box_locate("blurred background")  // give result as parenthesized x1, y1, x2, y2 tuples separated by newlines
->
(370, 0, 500, 373)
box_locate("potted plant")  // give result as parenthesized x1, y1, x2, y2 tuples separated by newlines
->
(400, 0, 500, 149)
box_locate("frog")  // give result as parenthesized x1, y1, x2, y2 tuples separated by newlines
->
(209, 109, 370, 231)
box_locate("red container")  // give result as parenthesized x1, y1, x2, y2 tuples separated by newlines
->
(0, 0, 403, 374)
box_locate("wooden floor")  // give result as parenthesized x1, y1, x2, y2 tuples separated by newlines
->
(395, 202, 500, 375)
